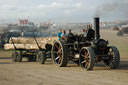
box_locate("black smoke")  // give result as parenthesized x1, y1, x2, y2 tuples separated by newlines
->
(94, 0, 128, 20)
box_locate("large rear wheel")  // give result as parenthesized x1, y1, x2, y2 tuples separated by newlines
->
(52, 40, 68, 67)
(79, 47, 95, 70)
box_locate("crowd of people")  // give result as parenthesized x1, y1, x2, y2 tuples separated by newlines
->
(57, 24, 93, 41)
(57, 29, 88, 40)
(57, 29, 72, 40)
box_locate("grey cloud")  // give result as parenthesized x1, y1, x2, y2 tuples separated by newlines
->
(0, 0, 128, 23)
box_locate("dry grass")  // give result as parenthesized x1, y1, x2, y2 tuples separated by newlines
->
(101, 29, 128, 58)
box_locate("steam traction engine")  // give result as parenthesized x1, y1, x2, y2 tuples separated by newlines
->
(52, 17, 120, 70)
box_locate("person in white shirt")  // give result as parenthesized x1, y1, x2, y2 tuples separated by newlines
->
(61, 30, 67, 40)
(83, 29, 87, 37)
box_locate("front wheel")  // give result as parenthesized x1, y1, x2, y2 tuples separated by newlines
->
(108, 46, 120, 69)
(79, 47, 95, 70)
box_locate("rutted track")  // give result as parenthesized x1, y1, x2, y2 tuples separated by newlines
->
(0, 58, 128, 85)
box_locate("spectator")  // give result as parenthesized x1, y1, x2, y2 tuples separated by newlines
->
(83, 29, 87, 37)
(61, 30, 67, 40)
(68, 29, 73, 37)
(57, 29, 62, 40)
(67, 29, 76, 42)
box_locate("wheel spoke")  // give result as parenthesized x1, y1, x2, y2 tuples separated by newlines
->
(81, 54, 85, 57)
(85, 61, 89, 68)
(58, 45, 61, 50)
(55, 56, 59, 61)
(85, 52, 89, 58)
(58, 48, 62, 52)
(58, 56, 62, 64)
(54, 49, 62, 55)
(54, 51, 59, 54)
(81, 60, 86, 64)
(55, 44, 59, 50)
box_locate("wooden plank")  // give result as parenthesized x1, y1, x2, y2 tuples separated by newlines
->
(9, 37, 57, 44)
(4, 37, 57, 50)
(4, 44, 45, 50)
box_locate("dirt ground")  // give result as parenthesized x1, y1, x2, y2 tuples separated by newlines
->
(0, 29, 128, 85)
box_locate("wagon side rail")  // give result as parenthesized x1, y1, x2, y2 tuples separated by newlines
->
(33, 32, 44, 51)
(10, 37, 17, 50)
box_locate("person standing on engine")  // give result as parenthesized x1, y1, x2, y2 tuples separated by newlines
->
(83, 29, 87, 37)
(68, 29, 73, 37)
(61, 30, 67, 40)
(57, 29, 62, 40)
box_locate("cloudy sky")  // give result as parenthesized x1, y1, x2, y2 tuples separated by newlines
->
(0, 0, 127, 23)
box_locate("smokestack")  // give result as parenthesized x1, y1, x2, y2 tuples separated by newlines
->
(94, 17, 100, 40)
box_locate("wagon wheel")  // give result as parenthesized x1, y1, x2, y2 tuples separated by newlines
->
(12, 52, 18, 62)
(32, 56, 37, 61)
(107, 46, 120, 69)
(29, 56, 37, 62)
(79, 47, 95, 70)
(28, 57, 33, 61)
(17, 51, 22, 62)
(52, 40, 68, 67)
(38, 51, 46, 64)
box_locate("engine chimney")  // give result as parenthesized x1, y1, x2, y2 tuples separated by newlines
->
(94, 17, 100, 40)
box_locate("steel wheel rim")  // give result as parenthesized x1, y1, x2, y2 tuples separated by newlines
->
(108, 48, 116, 65)
(12, 53, 16, 61)
(53, 42, 63, 64)
(80, 49, 90, 68)
(38, 52, 42, 62)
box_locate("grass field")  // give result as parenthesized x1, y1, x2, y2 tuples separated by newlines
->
(101, 29, 128, 58)
(0, 50, 12, 57)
